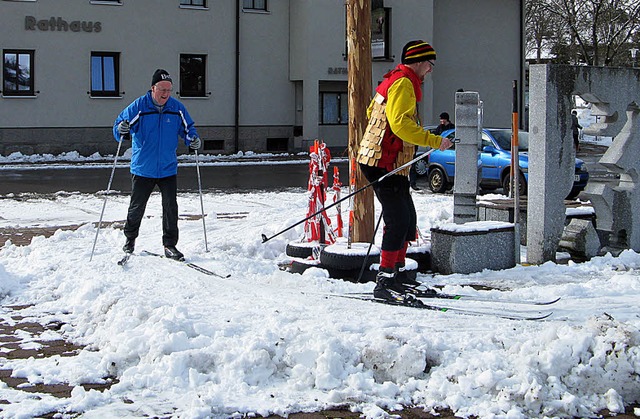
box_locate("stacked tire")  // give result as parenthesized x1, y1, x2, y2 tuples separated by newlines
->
(284, 240, 428, 281)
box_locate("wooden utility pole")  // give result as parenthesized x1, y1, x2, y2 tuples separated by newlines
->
(346, 0, 374, 243)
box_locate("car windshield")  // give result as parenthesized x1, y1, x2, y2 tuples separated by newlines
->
(488, 129, 529, 151)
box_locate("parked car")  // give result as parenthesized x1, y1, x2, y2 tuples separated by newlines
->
(416, 128, 589, 199)
(412, 125, 438, 178)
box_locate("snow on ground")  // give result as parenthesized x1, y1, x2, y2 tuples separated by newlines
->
(0, 184, 639, 419)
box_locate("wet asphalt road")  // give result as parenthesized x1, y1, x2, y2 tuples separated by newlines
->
(0, 160, 350, 195)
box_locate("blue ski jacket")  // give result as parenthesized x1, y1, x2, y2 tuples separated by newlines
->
(113, 91, 199, 178)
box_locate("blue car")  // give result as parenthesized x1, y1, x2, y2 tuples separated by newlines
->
(418, 128, 589, 199)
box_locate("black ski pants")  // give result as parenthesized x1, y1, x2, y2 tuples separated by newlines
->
(124, 174, 179, 247)
(359, 164, 417, 252)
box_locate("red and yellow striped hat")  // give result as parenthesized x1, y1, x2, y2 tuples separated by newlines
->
(401, 40, 436, 64)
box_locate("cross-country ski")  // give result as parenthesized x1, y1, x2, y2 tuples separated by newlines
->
(140, 250, 230, 278)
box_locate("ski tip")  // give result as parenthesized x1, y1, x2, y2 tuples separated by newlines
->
(528, 297, 561, 305)
(530, 311, 554, 320)
(261, 234, 268, 243)
(509, 311, 554, 321)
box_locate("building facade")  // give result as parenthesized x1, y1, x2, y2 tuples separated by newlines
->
(1, 0, 524, 156)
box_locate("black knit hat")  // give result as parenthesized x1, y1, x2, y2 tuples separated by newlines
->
(401, 40, 436, 64)
(440, 112, 450, 120)
(151, 69, 172, 86)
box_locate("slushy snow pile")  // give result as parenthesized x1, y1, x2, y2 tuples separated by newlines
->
(0, 186, 639, 419)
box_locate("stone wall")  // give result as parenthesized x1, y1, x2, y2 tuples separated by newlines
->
(526, 64, 640, 264)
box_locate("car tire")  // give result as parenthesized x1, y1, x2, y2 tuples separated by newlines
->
(479, 186, 497, 193)
(502, 172, 527, 196)
(319, 242, 380, 271)
(285, 241, 320, 259)
(428, 167, 448, 193)
(414, 159, 428, 176)
(286, 258, 322, 274)
(406, 244, 431, 272)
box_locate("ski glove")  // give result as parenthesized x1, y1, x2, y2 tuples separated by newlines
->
(189, 136, 202, 150)
(118, 120, 130, 136)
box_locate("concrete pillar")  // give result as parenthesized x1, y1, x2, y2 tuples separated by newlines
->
(453, 91, 480, 223)
(526, 65, 575, 263)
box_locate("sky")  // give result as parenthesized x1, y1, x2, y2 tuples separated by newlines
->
(0, 110, 636, 418)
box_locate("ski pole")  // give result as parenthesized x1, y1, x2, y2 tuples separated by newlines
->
(261, 147, 439, 243)
(356, 210, 384, 283)
(90, 135, 125, 261)
(415, 224, 427, 246)
(347, 157, 357, 249)
(194, 149, 209, 252)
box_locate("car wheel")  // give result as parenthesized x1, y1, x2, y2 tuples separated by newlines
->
(414, 159, 428, 176)
(502, 172, 527, 196)
(428, 167, 448, 193)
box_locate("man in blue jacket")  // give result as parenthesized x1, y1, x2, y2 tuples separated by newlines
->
(113, 69, 201, 260)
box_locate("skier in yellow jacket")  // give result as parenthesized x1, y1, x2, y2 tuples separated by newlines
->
(357, 40, 452, 300)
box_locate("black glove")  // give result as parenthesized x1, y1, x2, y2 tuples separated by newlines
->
(118, 120, 130, 136)
(189, 136, 202, 150)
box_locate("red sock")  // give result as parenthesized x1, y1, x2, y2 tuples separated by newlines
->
(396, 242, 409, 267)
(380, 249, 399, 271)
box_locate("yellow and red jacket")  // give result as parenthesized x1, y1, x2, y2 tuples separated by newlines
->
(357, 64, 442, 174)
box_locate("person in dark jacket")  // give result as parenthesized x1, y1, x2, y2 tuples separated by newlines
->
(357, 40, 452, 301)
(409, 114, 452, 190)
(433, 112, 455, 135)
(571, 110, 582, 152)
(113, 69, 201, 260)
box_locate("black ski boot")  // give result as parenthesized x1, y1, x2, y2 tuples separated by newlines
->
(122, 238, 135, 254)
(395, 263, 437, 296)
(395, 263, 421, 287)
(374, 268, 410, 301)
(164, 246, 184, 261)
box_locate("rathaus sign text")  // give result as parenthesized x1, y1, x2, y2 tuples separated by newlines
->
(24, 16, 102, 33)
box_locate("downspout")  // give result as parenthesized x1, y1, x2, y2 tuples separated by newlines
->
(235, 0, 240, 153)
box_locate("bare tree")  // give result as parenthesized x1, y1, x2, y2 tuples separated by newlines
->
(525, 0, 563, 62)
(596, 0, 640, 65)
(527, 0, 640, 66)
